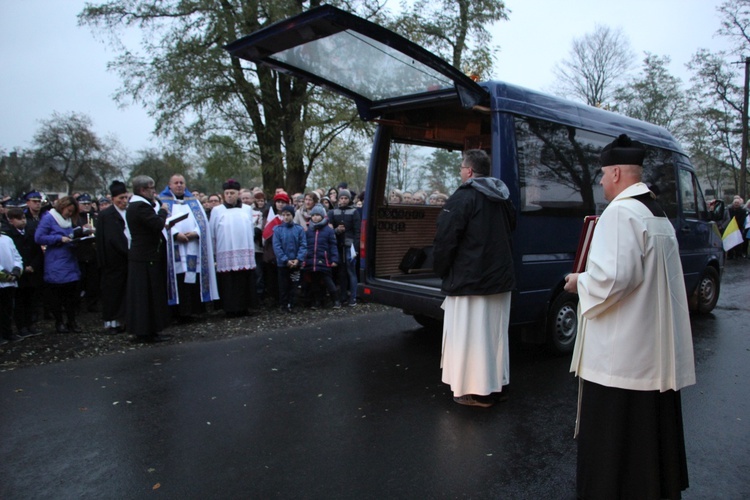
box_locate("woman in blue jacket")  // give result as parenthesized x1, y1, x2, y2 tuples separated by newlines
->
(35, 196, 86, 333)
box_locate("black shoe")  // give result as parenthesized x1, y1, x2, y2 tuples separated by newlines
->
(55, 323, 69, 334)
(8, 334, 25, 342)
(25, 327, 43, 337)
(68, 323, 83, 333)
(134, 334, 173, 344)
(0, 338, 8, 346)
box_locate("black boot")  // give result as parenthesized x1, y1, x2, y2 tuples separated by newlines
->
(55, 322, 69, 333)
(67, 315, 82, 333)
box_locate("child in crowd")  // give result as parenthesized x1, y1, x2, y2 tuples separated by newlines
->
(0, 229, 23, 345)
(303, 204, 340, 309)
(262, 192, 290, 307)
(328, 189, 361, 306)
(272, 205, 307, 313)
(4, 208, 44, 338)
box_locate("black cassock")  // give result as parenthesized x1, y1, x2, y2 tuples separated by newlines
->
(95, 205, 129, 323)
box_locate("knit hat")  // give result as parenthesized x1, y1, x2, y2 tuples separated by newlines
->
(273, 192, 290, 204)
(280, 204, 295, 216)
(600, 134, 646, 167)
(109, 180, 127, 197)
(338, 189, 351, 199)
(310, 204, 327, 218)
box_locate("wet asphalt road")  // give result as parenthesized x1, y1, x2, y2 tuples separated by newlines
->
(1, 261, 748, 499)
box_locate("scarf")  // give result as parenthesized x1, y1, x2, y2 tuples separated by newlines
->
(49, 208, 72, 229)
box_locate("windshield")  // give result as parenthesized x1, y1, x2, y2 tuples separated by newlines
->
(270, 29, 453, 101)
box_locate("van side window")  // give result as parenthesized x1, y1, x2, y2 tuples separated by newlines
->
(515, 117, 610, 216)
(678, 168, 702, 219)
(516, 116, 680, 219)
(641, 149, 678, 219)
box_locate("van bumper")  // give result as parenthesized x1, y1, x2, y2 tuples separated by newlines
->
(358, 283, 445, 319)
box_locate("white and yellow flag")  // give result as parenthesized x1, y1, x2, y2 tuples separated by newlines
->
(722, 217, 744, 251)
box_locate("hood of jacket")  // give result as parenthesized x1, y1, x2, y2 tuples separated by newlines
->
(462, 177, 510, 201)
(311, 217, 329, 230)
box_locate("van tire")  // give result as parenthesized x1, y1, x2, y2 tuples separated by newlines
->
(412, 314, 443, 331)
(547, 292, 578, 354)
(691, 266, 720, 314)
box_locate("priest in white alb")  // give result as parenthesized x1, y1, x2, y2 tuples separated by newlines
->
(210, 179, 258, 317)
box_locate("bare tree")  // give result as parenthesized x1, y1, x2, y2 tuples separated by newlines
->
(687, 49, 745, 196)
(612, 53, 689, 136)
(717, 0, 750, 56)
(554, 25, 634, 107)
(0, 149, 49, 198)
(393, 0, 509, 80)
(32, 112, 121, 194)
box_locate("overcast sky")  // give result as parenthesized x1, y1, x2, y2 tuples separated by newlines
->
(0, 0, 737, 156)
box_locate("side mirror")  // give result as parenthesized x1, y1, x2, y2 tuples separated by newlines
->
(710, 199, 725, 221)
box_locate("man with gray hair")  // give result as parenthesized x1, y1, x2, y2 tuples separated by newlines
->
(126, 175, 172, 343)
(433, 149, 516, 408)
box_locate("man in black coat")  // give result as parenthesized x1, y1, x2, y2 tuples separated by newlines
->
(126, 175, 172, 343)
(96, 181, 130, 334)
(432, 149, 516, 408)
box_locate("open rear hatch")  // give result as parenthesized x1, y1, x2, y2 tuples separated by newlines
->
(224, 5, 489, 120)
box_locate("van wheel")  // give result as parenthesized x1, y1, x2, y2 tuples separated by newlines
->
(412, 314, 443, 331)
(692, 266, 720, 314)
(547, 292, 578, 354)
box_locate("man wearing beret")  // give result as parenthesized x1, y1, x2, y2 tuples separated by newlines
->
(96, 181, 130, 333)
(564, 134, 694, 499)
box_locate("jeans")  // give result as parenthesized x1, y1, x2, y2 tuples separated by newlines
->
(338, 256, 358, 304)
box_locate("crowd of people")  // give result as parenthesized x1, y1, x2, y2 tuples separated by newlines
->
(388, 189, 448, 205)
(0, 175, 364, 344)
(1, 139, 739, 496)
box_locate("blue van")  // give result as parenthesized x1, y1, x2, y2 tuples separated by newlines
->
(226, 5, 725, 353)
